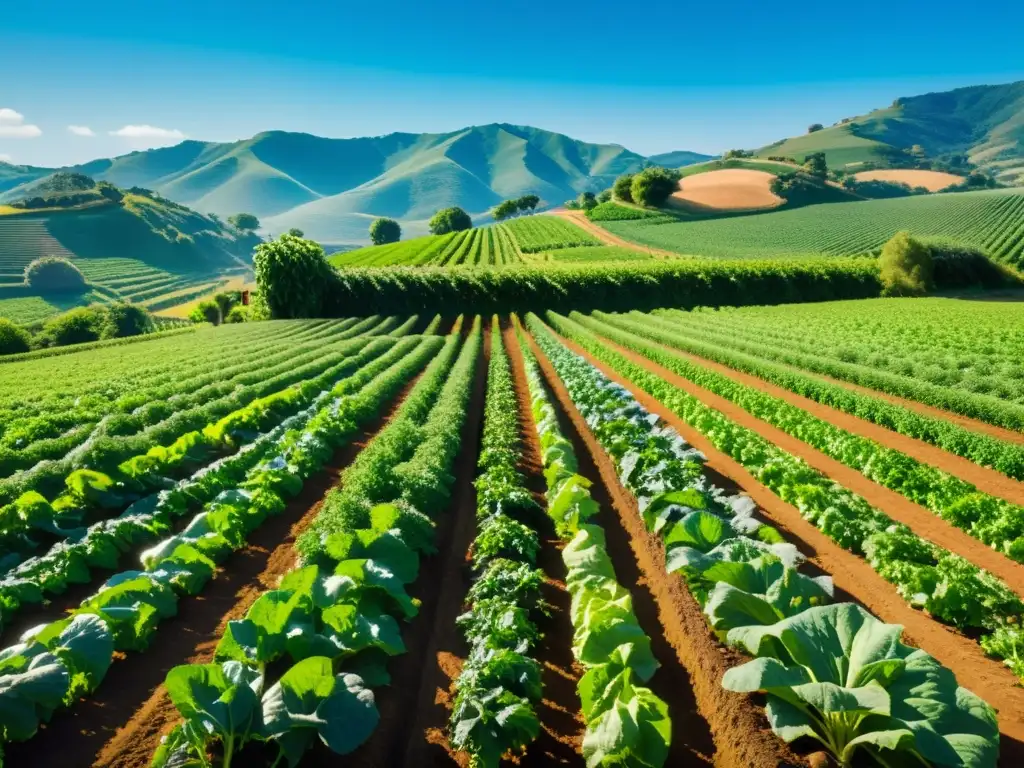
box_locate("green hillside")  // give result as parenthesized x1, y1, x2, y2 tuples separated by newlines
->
(2, 125, 657, 245)
(756, 80, 1024, 183)
(596, 186, 1024, 263)
(646, 150, 715, 167)
(0, 184, 258, 323)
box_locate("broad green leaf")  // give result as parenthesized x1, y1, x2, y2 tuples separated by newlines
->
(164, 662, 260, 751)
(320, 602, 406, 657)
(0, 653, 69, 741)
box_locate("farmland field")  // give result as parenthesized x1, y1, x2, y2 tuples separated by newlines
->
(0, 296, 1021, 768)
(598, 186, 1024, 263)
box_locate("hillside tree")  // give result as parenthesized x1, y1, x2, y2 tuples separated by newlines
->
(808, 123, 824, 133)
(287, 228, 305, 238)
(879, 231, 933, 296)
(630, 167, 682, 207)
(613, 174, 635, 202)
(369, 218, 401, 244)
(577, 191, 597, 211)
(104, 303, 153, 337)
(492, 200, 519, 221)
(228, 212, 261, 231)
(0, 318, 31, 355)
(802, 152, 828, 179)
(515, 194, 540, 213)
(597, 189, 612, 203)
(253, 232, 335, 318)
(429, 207, 472, 235)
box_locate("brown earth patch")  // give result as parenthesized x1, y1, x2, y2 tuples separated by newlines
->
(541, 322, 1024, 761)
(853, 169, 963, 191)
(669, 169, 784, 212)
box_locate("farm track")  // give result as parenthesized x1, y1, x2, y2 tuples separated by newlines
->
(550, 210, 679, 259)
(9, 373, 427, 768)
(360, 323, 490, 768)
(642, 334, 1024, 504)
(523, 323, 798, 768)
(544, 326, 1024, 761)
(585, 330, 1024, 596)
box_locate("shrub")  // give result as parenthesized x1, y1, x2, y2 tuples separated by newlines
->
(228, 213, 260, 231)
(597, 189, 612, 203)
(879, 231, 933, 296)
(212, 291, 239, 317)
(189, 299, 221, 325)
(630, 167, 681, 207)
(429, 207, 472, 235)
(613, 174, 635, 202)
(24, 256, 87, 293)
(38, 307, 106, 347)
(253, 233, 335, 318)
(802, 152, 828, 179)
(492, 200, 519, 221)
(103, 303, 153, 338)
(369, 218, 401, 244)
(808, 123, 824, 133)
(0, 318, 31, 355)
(287, 228, 305, 238)
(577, 191, 597, 210)
(225, 305, 248, 323)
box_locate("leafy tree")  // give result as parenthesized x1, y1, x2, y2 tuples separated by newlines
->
(564, 199, 580, 210)
(802, 152, 828, 179)
(0, 318, 31, 355)
(428, 207, 472, 235)
(515, 194, 540, 212)
(613, 174, 635, 203)
(630, 167, 682, 207)
(880, 231, 933, 296)
(369, 218, 402, 244)
(597, 189, 612, 203)
(38, 307, 106, 347)
(228, 213, 261, 231)
(807, 123, 824, 133)
(225, 305, 248, 323)
(103, 303, 153, 338)
(577, 191, 598, 211)
(723, 149, 754, 159)
(24, 256, 87, 293)
(212, 291, 240, 318)
(253, 233, 335, 318)
(492, 200, 519, 221)
(287, 228, 305, 238)
(189, 299, 222, 325)
(96, 182, 124, 203)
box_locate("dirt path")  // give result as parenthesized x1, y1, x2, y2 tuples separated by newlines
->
(355, 323, 488, 768)
(622, 327, 1024, 505)
(549, 209, 680, 259)
(522, 321, 800, 768)
(504, 321, 586, 764)
(582, 328, 1024, 597)
(541, 324, 1024, 760)
(21, 374, 428, 768)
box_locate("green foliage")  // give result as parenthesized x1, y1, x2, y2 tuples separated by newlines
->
(503, 216, 600, 253)
(586, 202, 662, 222)
(225, 305, 248, 323)
(630, 167, 681, 207)
(807, 123, 823, 133)
(429, 206, 472, 235)
(0, 318, 31, 355)
(879, 231, 933, 296)
(286, 228, 304, 237)
(578, 191, 598, 210)
(516, 194, 540, 212)
(37, 307, 107, 346)
(369, 217, 401, 245)
(24, 256, 87, 293)
(612, 174, 635, 203)
(492, 200, 518, 221)
(802, 152, 828, 178)
(189, 299, 222, 325)
(253, 233, 335, 319)
(597, 189, 612, 203)
(102, 302, 153, 338)
(227, 212, 260, 231)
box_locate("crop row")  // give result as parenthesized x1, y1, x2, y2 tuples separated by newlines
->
(577, 311, 1024, 564)
(540, 311, 1024, 687)
(518, 326, 671, 766)
(0, 330, 443, 754)
(526, 313, 1001, 768)
(602, 309, 1024, 480)
(448, 321, 545, 765)
(502, 216, 602, 253)
(153, 318, 481, 766)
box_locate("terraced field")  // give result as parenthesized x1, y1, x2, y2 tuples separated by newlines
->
(0, 298, 1020, 768)
(598, 187, 1024, 263)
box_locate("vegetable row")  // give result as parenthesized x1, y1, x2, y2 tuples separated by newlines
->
(527, 313, 1001, 768)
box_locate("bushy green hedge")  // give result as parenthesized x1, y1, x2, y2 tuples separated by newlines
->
(321, 259, 883, 317)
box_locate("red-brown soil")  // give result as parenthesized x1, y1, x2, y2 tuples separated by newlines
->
(542, 323, 1024, 760)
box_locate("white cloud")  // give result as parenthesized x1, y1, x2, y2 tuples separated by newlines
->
(110, 124, 185, 140)
(0, 107, 42, 138)
(0, 154, 12, 164)
(68, 125, 95, 137)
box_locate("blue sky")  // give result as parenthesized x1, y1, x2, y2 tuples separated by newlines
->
(3, 0, 1023, 167)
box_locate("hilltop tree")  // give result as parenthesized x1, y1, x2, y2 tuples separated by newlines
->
(597, 189, 612, 203)
(808, 123, 824, 133)
(24, 256, 87, 293)
(515, 194, 540, 213)
(577, 191, 597, 210)
(369, 218, 401, 245)
(879, 231, 933, 296)
(429, 207, 472, 235)
(613, 174, 635, 202)
(253, 232, 335, 318)
(802, 152, 828, 179)
(630, 167, 681, 207)
(228, 212, 260, 231)
(492, 200, 519, 221)
(287, 228, 305, 238)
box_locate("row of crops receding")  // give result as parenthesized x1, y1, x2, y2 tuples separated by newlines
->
(0, 307, 1020, 768)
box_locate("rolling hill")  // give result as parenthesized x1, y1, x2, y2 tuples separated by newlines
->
(1, 125, 675, 245)
(756, 80, 1024, 183)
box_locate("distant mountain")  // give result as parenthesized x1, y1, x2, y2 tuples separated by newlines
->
(756, 80, 1024, 184)
(646, 150, 715, 167)
(1, 124, 666, 244)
